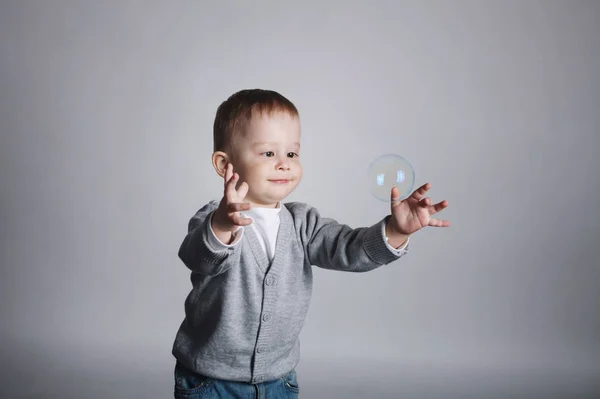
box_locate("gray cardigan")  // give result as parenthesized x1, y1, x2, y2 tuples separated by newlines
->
(172, 200, 409, 383)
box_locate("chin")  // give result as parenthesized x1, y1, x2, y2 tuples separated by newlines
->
(263, 193, 291, 206)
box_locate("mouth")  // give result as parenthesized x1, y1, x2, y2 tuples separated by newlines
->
(269, 179, 290, 184)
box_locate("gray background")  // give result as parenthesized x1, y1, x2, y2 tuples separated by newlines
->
(1, 1, 599, 398)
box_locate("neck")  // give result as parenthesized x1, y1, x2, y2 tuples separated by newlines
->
(250, 201, 279, 209)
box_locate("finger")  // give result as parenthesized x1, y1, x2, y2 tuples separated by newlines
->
(427, 200, 448, 215)
(224, 163, 232, 183)
(409, 183, 431, 201)
(428, 218, 450, 227)
(238, 181, 249, 199)
(420, 197, 432, 206)
(231, 212, 253, 226)
(223, 165, 233, 194)
(225, 172, 239, 197)
(227, 202, 251, 213)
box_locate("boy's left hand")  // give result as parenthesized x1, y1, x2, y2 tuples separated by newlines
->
(388, 183, 450, 237)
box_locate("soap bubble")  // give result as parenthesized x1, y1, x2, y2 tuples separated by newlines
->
(367, 154, 415, 202)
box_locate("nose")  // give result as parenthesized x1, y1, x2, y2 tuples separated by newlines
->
(275, 156, 290, 171)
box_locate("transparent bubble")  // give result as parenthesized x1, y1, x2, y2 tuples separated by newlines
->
(367, 154, 415, 202)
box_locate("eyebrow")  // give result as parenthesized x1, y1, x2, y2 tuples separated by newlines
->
(252, 142, 301, 148)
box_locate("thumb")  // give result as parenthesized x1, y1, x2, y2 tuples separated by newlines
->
(390, 186, 401, 208)
(390, 186, 402, 205)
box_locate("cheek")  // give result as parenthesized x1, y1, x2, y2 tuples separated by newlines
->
(242, 163, 266, 181)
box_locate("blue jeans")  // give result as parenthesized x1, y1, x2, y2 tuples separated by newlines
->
(173, 362, 300, 399)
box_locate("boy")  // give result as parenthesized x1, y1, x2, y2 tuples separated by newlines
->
(172, 89, 449, 398)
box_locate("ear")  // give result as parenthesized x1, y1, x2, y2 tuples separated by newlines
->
(212, 151, 230, 178)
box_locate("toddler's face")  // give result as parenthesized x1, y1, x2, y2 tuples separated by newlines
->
(229, 111, 302, 208)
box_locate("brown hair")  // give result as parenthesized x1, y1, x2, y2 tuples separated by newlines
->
(213, 89, 299, 155)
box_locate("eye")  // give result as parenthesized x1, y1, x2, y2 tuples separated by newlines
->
(263, 151, 274, 157)
(287, 152, 299, 158)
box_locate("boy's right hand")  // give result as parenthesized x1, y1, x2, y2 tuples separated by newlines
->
(212, 163, 253, 233)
